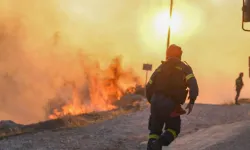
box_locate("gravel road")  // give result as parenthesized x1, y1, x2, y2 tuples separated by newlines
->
(0, 103, 249, 150)
(169, 120, 250, 150)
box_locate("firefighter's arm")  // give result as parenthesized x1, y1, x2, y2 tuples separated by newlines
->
(146, 64, 162, 103)
(145, 70, 156, 103)
(183, 65, 199, 104)
(146, 66, 159, 86)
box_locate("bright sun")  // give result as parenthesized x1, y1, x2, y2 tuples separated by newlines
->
(153, 10, 183, 37)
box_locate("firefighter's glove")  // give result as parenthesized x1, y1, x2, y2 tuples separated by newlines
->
(188, 96, 196, 104)
(185, 103, 194, 115)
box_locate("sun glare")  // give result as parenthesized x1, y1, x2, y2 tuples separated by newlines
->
(153, 10, 182, 37)
(58, 0, 86, 19)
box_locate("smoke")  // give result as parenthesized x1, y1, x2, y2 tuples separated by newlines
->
(176, 0, 250, 104)
(0, 0, 144, 124)
(0, 0, 250, 124)
(140, 0, 250, 104)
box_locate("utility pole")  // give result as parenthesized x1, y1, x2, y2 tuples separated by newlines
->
(166, 0, 174, 48)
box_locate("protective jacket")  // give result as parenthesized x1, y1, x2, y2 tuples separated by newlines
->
(146, 58, 199, 104)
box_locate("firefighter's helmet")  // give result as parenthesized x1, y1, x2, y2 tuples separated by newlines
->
(166, 44, 182, 59)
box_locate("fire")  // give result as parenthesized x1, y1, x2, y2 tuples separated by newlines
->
(47, 56, 141, 119)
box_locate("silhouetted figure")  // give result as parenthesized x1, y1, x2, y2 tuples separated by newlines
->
(146, 44, 199, 150)
(235, 72, 244, 105)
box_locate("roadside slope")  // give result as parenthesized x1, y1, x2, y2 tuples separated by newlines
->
(0, 104, 249, 150)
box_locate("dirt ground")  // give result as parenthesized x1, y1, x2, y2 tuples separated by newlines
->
(0, 103, 249, 150)
(169, 120, 250, 150)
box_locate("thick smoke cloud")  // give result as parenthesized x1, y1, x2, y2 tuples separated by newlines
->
(0, 0, 143, 124)
(0, 0, 250, 124)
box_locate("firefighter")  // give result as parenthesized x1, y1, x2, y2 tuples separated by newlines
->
(235, 72, 244, 105)
(146, 44, 199, 150)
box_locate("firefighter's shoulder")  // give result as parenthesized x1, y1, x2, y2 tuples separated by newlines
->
(178, 61, 193, 73)
(178, 61, 196, 81)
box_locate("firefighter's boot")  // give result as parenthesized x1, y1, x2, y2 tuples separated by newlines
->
(147, 139, 162, 150)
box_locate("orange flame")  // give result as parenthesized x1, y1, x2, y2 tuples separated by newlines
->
(48, 56, 141, 119)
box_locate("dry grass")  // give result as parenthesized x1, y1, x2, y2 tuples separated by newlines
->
(221, 98, 250, 106)
(238, 98, 250, 104)
(0, 101, 146, 140)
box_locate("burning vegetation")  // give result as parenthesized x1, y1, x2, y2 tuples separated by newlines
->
(0, 0, 145, 124)
(46, 56, 142, 119)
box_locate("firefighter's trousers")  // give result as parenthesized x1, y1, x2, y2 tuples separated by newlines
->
(148, 93, 181, 148)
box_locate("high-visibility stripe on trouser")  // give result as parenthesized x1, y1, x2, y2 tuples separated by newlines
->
(149, 134, 160, 140)
(159, 128, 178, 146)
(166, 129, 177, 139)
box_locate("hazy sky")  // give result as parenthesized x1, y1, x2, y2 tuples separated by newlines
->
(0, 0, 250, 123)
(139, 0, 250, 104)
